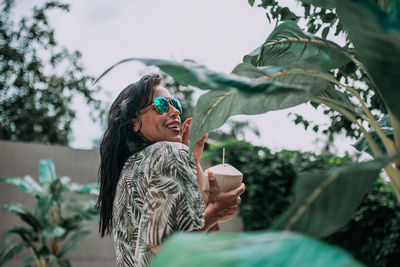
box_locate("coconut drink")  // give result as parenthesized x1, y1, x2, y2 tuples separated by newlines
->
(203, 148, 243, 195)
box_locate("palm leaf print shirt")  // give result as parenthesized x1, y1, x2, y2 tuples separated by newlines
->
(113, 141, 206, 267)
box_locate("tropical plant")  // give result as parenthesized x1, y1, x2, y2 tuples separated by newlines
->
(95, 0, 400, 265)
(0, 160, 99, 267)
(325, 178, 400, 267)
(207, 141, 400, 266)
(250, 0, 393, 152)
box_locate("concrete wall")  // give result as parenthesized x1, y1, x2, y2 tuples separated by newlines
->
(0, 140, 242, 266)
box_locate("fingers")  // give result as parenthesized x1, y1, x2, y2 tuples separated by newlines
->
(234, 183, 245, 196)
(182, 118, 192, 128)
(196, 133, 208, 146)
(181, 118, 192, 146)
(207, 172, 219, 196)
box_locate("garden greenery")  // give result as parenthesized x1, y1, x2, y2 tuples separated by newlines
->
(96, 0, 400, 265)
(0, 160, 99, 267)
(207, 141, 400, 266)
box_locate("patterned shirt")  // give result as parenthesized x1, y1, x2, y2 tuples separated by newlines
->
(112, 141, 206, 267)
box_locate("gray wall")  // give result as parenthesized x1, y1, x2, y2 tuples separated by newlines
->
(0, 140, 242, 266)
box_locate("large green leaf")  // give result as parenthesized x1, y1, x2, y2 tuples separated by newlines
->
(96, 58, 301, 94)
(4, 203, 42, 231)
(333, 0, 400, 121)
(243, 21, 350, 71)
(272, 155, 397, 237)
(188, 62, 331, 151)
(57, 231, 90, 258)
(38, 159, 57, 184)
(0, 176, 44, 197)
(0, 243, 27, 265)
(151, 231, 363, 267)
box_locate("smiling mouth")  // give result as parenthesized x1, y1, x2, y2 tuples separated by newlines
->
(166, 124, 180, 132)
(166, 125, 179, 129)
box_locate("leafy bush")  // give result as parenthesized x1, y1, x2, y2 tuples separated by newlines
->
(207, 141, 400, 266)
(325, 178, 400, 267)
(0, 160, 99, 267)
(205, 140, 353, 231)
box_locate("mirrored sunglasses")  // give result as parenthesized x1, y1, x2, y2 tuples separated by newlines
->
(141, 96, 182, 114)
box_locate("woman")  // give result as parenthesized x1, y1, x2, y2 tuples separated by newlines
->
(97, 74, 245, 267)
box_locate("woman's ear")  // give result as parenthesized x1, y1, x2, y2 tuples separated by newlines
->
(132, 118, 140, 132)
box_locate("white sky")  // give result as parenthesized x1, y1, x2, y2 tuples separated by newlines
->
(17, 0, 358, 155)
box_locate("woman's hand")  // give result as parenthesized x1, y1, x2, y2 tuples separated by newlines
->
(204, 172, 245, 226)
(181, 118, 208, 163)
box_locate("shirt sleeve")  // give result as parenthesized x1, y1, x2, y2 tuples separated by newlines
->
(139, 142, 205, 247)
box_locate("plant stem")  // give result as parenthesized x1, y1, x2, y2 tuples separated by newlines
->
(311, 97, 382, 156)
(339, 83, 396, 153)
(389, 112, 400, 151)
(267, 69, 396, 154)
(318, 96, 368, 121)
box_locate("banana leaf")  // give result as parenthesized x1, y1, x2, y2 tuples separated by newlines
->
(243, 21, 350, 71)
(188, 62, 331, 151)
(151, 231, 363, 267)
(272, 154, 397, 237)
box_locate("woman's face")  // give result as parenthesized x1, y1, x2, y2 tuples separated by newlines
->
(135, 85, 182, 143)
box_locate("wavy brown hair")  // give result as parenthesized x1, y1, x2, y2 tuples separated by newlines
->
(97, 74, 162, 237)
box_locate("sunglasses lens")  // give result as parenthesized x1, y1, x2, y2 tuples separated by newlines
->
(171, 98, 182, 113)
(154, 97, 169, 113)
(153, 97, 183, 114)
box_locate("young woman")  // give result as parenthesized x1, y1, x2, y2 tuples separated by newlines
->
(97, 74, 245, 267)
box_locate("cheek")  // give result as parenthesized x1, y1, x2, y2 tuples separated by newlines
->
(139, 117, 164, 140)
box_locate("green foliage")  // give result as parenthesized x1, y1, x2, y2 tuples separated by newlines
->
(206, 141, 400, 266)
(0, 160, 99, 266)
(252, 0, 395, 148)
(272, 154, 395, 237)
(325, 178, 400, 267)
(243, 20, 350, 70)
(0, 0, 104, 145)
(334, 0, 400, 122)
(152, 231, 363, 267)
(96, 0, 400, 265)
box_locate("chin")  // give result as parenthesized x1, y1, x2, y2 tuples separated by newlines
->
(170, 136, 182, 143)
(158, 135, 182, 143)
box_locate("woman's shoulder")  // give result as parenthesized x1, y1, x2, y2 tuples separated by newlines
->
(145, 141, 189, 156)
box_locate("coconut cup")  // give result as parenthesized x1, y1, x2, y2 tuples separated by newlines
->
(203, 163, 243, 195)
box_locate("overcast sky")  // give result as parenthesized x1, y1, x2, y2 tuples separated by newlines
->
(17, 0, 357, 155)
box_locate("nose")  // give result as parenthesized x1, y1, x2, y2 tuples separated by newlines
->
(168, 102, 180, 117)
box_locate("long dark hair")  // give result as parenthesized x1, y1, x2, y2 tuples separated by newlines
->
(97, 74, 162, 237)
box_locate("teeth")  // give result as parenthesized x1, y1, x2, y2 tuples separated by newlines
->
(167, 125, 178, 129)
